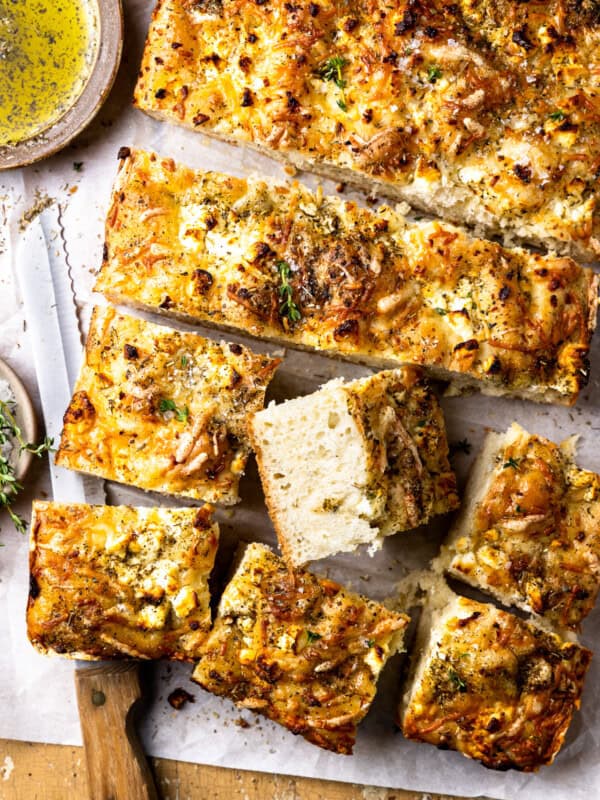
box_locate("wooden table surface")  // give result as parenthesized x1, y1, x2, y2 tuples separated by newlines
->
(0, 739, 465, 800)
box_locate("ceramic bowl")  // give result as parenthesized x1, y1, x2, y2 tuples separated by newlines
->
(0, 358, 38, 483)
(0, 0, 123, 170)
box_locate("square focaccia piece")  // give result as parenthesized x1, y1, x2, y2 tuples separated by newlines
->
(249, 368, 458, 566)
(438, 423, 600, 630)
(56, 306, 280, 504)
(192, 542, 409, 754)
(400, 591, 592, 772)
(27, 502, 219, 661)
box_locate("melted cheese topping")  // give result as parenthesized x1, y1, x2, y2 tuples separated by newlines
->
(135, 0, 600, 258)
(445, 423, 600, 630)
(96, 150, 598, 405)
(27, 502, 219, 661)
(192, 542, 409, 754)
(402, 596, 592, 771)
(55, 306, 280, 503)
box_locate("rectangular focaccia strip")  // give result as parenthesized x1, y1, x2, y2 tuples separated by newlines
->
(437, 423, 600, 631)
(134, 0, 600, 259)
(55, 306, 280, 503)
(95, 150, 599, 406)
(400, 586, 592, 772)
(192, 542, 409, 754)
(27, 502, 219, 661)
(249, 368, 458, 566)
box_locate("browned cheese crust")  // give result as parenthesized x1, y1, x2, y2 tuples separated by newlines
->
(27, 502, 219, 661)
(401, 596, 592, 772)
(55, 305, 280, 503)
(134, 0, 600, 258)
(441, 423, 600, 631)
(95, 150, 599, 405)
(192, 542, 409, 754)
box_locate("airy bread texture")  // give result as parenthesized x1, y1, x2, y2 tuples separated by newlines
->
(437, 422, 600, 631)
(134, 1, 600, 259)
(27, 502, 219, 661)
(96, 150, 599, 406)
(400, 580, 592, 772)
(192, 542, 409, 754)
(249, 368, 458, 566)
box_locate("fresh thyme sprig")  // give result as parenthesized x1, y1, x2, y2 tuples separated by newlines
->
(277, 261, 301, 323)
(0, 399, 54, 535)
(317, 56, 349, 111)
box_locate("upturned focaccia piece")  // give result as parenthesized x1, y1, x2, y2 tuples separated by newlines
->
(437, 423, 600, 631)
(192, 542, 409, 754)
(249, 368, 458, 566)
(55, 306, 280, 503)
(400, 588, 592, 772)
(95, 151, 599, 406)
(134, 1, 600, 259)
(27, 502, 219, 661)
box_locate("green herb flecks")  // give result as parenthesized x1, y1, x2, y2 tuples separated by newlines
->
(503, 457, 520, 470)
(450, 438, 472, 456)
(306, 630, 322, 643)
(448, 667, 467, 693)
(158, 398, 190, 423)
(428, 65, 442, 83)
(548, 110, 566, 122)
(0, 399, 54, 535)
(434, 307, 448, 316)
(317, 56, 349, 111)
(277, 261, 301, 324)
(73, 161, 84, 172)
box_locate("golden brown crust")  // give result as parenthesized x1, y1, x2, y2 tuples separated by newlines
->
(441, 423, 600, 631)
(134, 0, 600, 258)
(95, 150, 598, 406)
(401, 595, 592, 771)
(27, 502, 219, 661)
(55, 305, 280, 503)
(192, 542, 409, 754)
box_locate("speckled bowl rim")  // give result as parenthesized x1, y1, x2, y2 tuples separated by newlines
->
(0, 0, 123, 171)
(0, 358, 38, 483)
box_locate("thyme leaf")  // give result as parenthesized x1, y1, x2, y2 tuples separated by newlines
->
(0, 399, 54, 535)
(317, 56, 349, 111)
(277, 261, 301, 323)
(158, 398, 190, 423)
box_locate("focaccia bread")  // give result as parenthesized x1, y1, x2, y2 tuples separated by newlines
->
(437, 423, 600, 631)
(192, 542, 409, 754)
(95, 151, 599, 406)
(134, 0, 600, 259)
(27, 502, 219, 661)
(249, 368, 458, 566)
(55, 306, 280, 503)
(400, 588, 592, 772)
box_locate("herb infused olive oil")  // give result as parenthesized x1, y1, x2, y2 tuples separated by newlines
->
(0, 0, 98, 146)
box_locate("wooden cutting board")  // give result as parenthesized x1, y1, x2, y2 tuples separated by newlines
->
(0, 738, 466, 800)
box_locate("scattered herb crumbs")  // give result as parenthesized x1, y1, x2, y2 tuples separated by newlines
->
(548, 110, 566, 121)
(503, 457, 520, 470)
(180, 355, 188, 367)
(366, 639, 375, 648)
(428, 65, 442, 83)
(306, 630, 322, 643)
(448, 667, 467, 692)
(434, 307, 448, 316)
(450, 438, 472, 456)
(158, 398, 190, 423)
(73, 162, 84, 172)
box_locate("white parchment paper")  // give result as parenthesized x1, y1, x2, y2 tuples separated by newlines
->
(1, 2, 600, 797)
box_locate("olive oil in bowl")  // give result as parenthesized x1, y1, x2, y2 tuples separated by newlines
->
(0, 0, 99, 147)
